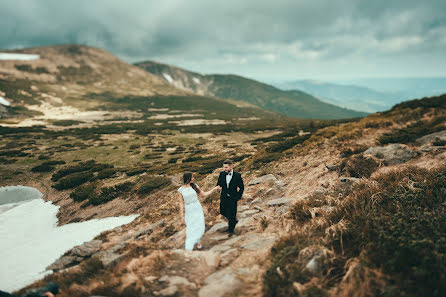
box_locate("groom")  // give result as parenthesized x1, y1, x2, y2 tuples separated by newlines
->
(216, 159, 244, 237)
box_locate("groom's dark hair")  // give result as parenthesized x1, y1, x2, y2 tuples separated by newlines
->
(223, 159, 233, 165)
(183, 171, 200, 194)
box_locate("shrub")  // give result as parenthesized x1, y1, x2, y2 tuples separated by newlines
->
(31, 164, 55, 173)
(70, 184, 96, 202)
(379, 117, 446, 144)
(330, 166, 446, 296)
(53, 172, 94, 190)
(138, 176, 171, 195)
(289, 200, 312, 223)
(339, 154, 379, 178)
(51, 160, 96, 181)
(96, 168, 117, 180)
(89, 182, 134, 205)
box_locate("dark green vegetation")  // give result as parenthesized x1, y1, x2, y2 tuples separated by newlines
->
(379, 115, 446, 144)
(135, 60, 368, 119)
(137, 176, 171, 196)
(264, 165, 446, 297)
(89, 182, 134, 205)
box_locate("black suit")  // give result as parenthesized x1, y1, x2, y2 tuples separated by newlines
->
(216, 170, 244, 232)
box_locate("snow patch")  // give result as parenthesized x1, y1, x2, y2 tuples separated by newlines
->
(0, 53, 40, 60)
(192, 77, 200, 84)
(162, 73, 173, 83)
(0, 96, 10, 106)
(0, 186, 138, 291)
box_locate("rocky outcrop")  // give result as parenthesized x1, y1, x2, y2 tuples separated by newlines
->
(364, 143, 419, 165)
(416, 130, 446, 145)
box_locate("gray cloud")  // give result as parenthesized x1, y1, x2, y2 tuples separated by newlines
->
(0, 0, 445, 81)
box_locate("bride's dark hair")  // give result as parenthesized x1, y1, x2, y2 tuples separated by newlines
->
(183, 171, 200, 194)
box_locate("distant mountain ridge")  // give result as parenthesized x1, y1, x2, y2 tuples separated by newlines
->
(275, 78, 446, 113)
(135, 61, 367, 119)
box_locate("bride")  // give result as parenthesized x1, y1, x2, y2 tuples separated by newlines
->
(178, 171, 219, 250)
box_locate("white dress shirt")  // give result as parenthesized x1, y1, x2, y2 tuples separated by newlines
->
(226, 170, 233, 188)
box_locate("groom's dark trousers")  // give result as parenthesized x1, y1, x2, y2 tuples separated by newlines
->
(217, 171, 244, 232)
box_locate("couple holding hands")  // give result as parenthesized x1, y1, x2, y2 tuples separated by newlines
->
(177, 159, 244, 250)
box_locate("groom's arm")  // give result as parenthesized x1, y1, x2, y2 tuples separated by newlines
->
(236, 173, 244, 200)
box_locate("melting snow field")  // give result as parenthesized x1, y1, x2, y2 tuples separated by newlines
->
(0, 96, 10, 106)
(0, 53, 40, 60)
(0, 186, 138, 292)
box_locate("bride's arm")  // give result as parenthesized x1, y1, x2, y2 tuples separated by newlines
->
(199, 186, 219, 198)
(178, 193, 185, 224)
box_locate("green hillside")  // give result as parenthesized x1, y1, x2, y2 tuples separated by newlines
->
(135, 61, 368, 119)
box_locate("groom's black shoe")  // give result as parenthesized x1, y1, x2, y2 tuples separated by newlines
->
(228, 231, 235, 237)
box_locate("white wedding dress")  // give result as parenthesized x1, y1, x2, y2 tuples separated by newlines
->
(178, 185, 205, 250)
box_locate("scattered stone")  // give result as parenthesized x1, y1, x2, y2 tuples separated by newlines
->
(205, 222, 227, 235)
(134, 219, 165, 238)
(159, 275, 196, 288)
(198, 267, 241, 297)
(253, 205, 265, 211)
(237, 205, 250, 211)
(340, 177, 361, 183)
(364, 143, 419, 165)
(325, 164, 338, 171)
(239, 209, 260, 218)
(145, 275, 158, 282)
(275, 205, 290, 215)
(266, 197, 294, 206)
(248, 174, 277, 186)
(160, 209, 171, 215)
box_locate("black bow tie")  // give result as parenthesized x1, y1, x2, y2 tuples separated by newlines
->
(226, 172, 232, 176)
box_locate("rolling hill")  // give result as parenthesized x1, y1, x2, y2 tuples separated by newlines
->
(135, 61, 368, 119)
(0, 44, 285, 129)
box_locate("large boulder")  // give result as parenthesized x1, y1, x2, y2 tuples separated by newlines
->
(248, 174, 277, 186)
(364, 143, 419, 165)
(416, 130, 446, 145)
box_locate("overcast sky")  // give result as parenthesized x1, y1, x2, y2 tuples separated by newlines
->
(1, 0, 445, 82)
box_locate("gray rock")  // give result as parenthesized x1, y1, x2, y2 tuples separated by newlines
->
(93, 250, 124, 267)
(364, 143, 419, 165)
(198, 268, 241, 297)
(158, 285, 178, 296)
(237, 205, 250, 211)
(266, 197, 294, 206)
(305, 257, 320, 273)
(325, 164, 338, 171)
(416, 130, 446, 145)
(340, 177, 361, 183)
(248, 174, 277, 186)
(134, 219, 165, 238)
(71, 240, 102, 257)
(240, 236, 276, 250)
(239, 209, 260, 218)
(46, 255, 78, 271)
(205, 222, 227, 235)
(46, 240, 103, 271)
(275, 205, 290, 215)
